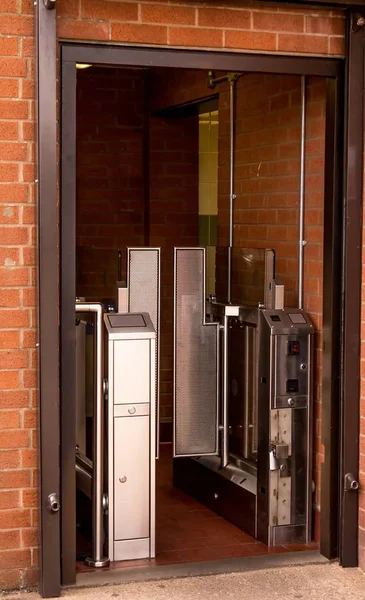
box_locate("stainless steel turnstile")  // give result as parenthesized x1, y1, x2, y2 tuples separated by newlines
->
(173, 247, 314, 546)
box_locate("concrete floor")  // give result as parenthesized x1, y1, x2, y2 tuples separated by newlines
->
(5, 563, 365, 600)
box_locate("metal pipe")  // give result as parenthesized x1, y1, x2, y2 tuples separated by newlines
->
(227, 78, 236, 303)
(75, 302, 109, 568)
(298, 76, 306, 309)
(221, 315, 229, 468)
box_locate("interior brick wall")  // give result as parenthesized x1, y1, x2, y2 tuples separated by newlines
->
(150, 69, 325, 540)
(149, 115, 199, 424)
(76, 66, 146, 303)
(0, 0, 347, 590)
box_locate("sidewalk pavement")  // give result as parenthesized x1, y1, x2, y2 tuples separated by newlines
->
(3, 563, 365, 600)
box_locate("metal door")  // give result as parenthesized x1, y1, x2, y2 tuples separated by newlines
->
(173, 248, 220, 457)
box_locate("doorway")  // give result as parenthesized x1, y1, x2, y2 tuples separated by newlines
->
(60, 44, 343, 587)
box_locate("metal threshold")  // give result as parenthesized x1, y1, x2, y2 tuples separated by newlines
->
(71, 550, 327, 590)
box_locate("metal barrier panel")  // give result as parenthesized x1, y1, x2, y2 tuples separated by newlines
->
(127, 248, 160, 458)
(173, 248, 219, 457)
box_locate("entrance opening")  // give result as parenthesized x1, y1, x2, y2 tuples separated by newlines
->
(71, 62, 325, 575)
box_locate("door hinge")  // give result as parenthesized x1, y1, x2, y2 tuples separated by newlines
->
(47, 492, 60, 513)
(43, 0, 56, 9)
(344, 473, 359, 492)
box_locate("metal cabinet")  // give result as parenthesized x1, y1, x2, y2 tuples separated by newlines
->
(104, 312, 156, 562)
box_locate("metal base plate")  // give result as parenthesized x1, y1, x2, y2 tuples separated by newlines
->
(85, 557, 110, 568)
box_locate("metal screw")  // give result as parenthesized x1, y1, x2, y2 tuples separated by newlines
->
(119, 475, 127, 484)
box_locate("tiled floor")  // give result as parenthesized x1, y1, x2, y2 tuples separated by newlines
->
(76, 443, 317, 573)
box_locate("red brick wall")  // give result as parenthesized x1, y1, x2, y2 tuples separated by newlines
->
(76, 66, 146, 302)
(0, 0, 347, 590)
(149, 115, 199, 424)
(56, 1, 345, 57)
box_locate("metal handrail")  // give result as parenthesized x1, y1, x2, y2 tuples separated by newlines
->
(75, 302, 109, 568)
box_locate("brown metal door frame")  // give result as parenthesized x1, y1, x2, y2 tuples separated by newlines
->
(339, 11, 365, 567)
(36, 4, 364, 597)
(35, 1, 60, 598)
(60, 42, 343, 587)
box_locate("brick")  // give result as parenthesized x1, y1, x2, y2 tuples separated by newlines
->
(111, 23, 167, 45)
(305, 15, 345, 35)
(253, 12, 304, 32)
(0, 183, 29, 204)
(142, 5, 195, 26)
(0, 289, 19, 308)
(169, 27, 223, 48)
(0, 350, 27, 369)
(0, 430, 28, 450)
(0, 408, 21, 429)
(57, 18, 109, 41)
(329, 36, 345, 55)
(24, 409, 37, 429)
(0, 99, 28, 120)
(0, 531, 20, 551)
(21, 450, 37, 468)
(0, 491, 19, 510)
(198, 7, 250, 29)
(0, 569, 22, 591)
(21, 528, 38, 548)
(57, 0, 80, 17)
(0, 227, 28, 245)
(0, 469, 30, 489)
(0, 450, 20, 469)
(0, 122, 19, 141)
(0, 15, 33, 36)
(21, 0, 33, 14)
(0, 142, 26, 162)
(0, 205, 19, 225)
(0, 37, 18, 56)
(0, 0, 18, 12)
(0, 163, 19, 182)
(81, 0, 138, 21)
(0, 549, 31, 569)
(0, 390, 28, 408)
(0, 267, 28, 287)
(22, 330, 35, 348)
(225, 30, 276, 51)
(0, 310, 28, 329)
(0, 371, 19, 389)
(278, 34, 329, 54)
(23, 369, 36, 389)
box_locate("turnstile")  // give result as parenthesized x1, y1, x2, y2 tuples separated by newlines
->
(75, 245, 315, 568)
(173, 248, 314, 546)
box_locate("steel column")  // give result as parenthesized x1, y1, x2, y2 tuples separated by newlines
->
(339, 10, 365, 568)
(35, 0, 60, 597)
(60, 59, 77, 585)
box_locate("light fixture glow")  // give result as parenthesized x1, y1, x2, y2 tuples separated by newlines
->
(76, 63, 92, 70)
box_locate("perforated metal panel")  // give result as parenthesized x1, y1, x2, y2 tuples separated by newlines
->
(127, 248, 160, 458)
(174, 248, 219, 457)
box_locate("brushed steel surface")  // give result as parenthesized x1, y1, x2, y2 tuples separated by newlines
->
(114, 404, 150, 418)
(113, 340, 150, 405)
(114, 416, 150, 541)
(114, 538, 150, 561)
(75, 321, 86, 455)
(75, 303, 108, 567)
(127, 248, 160, 459)
(173, 248, 219, 457)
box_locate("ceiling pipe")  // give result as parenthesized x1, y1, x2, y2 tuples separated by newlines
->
(207, 71, 242, 303)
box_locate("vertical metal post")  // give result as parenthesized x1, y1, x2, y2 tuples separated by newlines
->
(228, 78, 236, 304)
(75, 303, 109, 568)
(298, 76, 306, 310)
(244, 325, 250, 459)
(221, 315, 229, 468)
